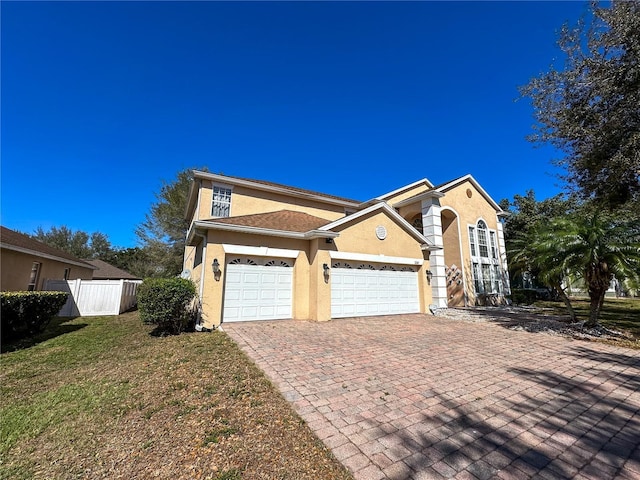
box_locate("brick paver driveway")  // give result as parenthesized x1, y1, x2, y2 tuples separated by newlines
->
(225, 312, 640, 479)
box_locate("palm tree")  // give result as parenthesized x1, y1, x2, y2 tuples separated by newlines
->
(561, 213, 640, 327)
(511, 212, 640, 327)
(510, 228, 577, 322)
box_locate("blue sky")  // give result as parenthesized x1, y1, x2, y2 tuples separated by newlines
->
(2, 1, 589, 248)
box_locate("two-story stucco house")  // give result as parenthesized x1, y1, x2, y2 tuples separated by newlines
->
(183, 171, 510, 328)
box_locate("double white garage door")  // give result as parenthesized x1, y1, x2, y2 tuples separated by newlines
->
(330, 262, 420, 318)
(222, 257, 420, 322)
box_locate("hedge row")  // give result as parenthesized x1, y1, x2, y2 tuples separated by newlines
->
(1, 291, 68, 341)
(137, 278, 197, 335)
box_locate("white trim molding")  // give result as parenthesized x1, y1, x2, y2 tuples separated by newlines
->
(320, 202, 435, 248)
(329, 251, 424, 266)
(222, 244, 301, 259)
(0, 244, 97, 270)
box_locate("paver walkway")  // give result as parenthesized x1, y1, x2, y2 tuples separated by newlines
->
(225, 312, 640, 480)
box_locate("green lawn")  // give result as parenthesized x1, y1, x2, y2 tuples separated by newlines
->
(534, 297, 640, 337)
(0, 312, 352, 480)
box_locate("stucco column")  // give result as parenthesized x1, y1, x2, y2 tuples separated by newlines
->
(496, 220, 511, 295)
(422, 198, 448, 308)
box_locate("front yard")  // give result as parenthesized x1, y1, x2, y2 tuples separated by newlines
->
(0, 312, 352, 480)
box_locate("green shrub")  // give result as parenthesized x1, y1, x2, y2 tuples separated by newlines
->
(511, 288, 538, 305)
(1, 291, 68, 341)
(137, 278, 197, 335)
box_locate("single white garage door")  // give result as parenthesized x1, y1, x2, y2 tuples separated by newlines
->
(331, 262, 420, 318)
(223, 257, 293, 322)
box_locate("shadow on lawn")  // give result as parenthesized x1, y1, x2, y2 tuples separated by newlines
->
(1, 316, 88, 354)
(367, 345, 639, 478)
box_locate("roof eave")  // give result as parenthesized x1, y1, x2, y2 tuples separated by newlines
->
(192, 170, 360, 208)
(392, 190, 446, 208)
(0, 244, 97, 270)
(189, 220, 339, 241)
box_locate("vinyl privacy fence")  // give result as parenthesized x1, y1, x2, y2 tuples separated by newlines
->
(43, 279, 142, 316)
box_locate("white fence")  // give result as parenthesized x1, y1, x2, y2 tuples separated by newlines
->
(43, 279, 142, 317)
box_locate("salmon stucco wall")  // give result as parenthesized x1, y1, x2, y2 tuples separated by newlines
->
(196, 180, 348, 222)
(322, 210, 431, 314)
(198, 230, 310, 328)
(439, 180, 503, 305)
(1, 249, 93, 292)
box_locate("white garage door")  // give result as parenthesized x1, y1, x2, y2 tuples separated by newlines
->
(331, 262, 420, 318)
(223, 257, 293, 322)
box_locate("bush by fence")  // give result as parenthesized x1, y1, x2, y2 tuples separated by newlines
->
(137, 278, 197, 335)
(1, 291, 69, 341)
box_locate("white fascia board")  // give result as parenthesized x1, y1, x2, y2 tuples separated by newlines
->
(192, 170, 360, 208)
(222, 244, 301, 259)
(0, 244, 97, 270)
(319, 202, 435, 247)
(329, 251, 424, 266)
(392, 190, 446, 208)
(192, 220, 339, 240)
(375, 178, 434, 200)
(436, 174, 504, 213)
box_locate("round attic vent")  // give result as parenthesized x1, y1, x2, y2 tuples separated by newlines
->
(376, 225, 387, 240)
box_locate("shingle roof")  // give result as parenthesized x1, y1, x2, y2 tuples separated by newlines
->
(84, 259, 141, 280)
(206, 210, 332, 232)
(0, 226, 95, 268)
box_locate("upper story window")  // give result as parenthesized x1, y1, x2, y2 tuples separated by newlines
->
(490, 231, 498, 259)
(477, 220, 489, 258)
(469, 220, 502, 294)
(212, 185, 232, 218)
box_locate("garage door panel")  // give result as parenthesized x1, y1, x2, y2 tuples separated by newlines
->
(223, 260, 293, 322)
(331, 263, 419, 319)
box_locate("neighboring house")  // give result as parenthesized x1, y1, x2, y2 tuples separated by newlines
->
(1, 226, 95, 291)
(84, 258, 141, 281)
(183, 171, 510, 328)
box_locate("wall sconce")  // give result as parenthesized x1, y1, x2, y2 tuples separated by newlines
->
(426, 270, 433, 285)
(323, 263, 330, 283)
(212, 258, 220, 274)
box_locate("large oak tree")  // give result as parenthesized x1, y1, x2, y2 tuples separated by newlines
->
(521, 1, 640, 208)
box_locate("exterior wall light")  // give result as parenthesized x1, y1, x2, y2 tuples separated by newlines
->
(323, 263, 330, 274)
(212, 258, 220, 274)
(426, 270, 433, 285)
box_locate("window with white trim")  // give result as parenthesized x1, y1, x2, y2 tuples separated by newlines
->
(468, 220, 502, 295)
(28, 262, 41, 291)
(211, 185, 232, 218)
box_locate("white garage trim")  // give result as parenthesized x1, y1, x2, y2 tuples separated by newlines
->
(222, 244, 300, 258)
(223, 257, 293, 322)
(331, 262, 420, 319)
(329, 250, 423, 266)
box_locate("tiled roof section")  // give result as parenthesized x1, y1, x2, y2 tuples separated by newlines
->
(0, 226, 95, 267)
(85, 259, 141, 280)
(206, 210, 332, 232)
(220, 174, 361, 204)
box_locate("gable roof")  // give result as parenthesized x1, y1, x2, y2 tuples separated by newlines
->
(0, 226, 96, 269)
(434, 174, 504, 213)
(187, 210, 338, 243)
(84, 259, 141, 280)
(374, 178, 434, 201)
(319, 202, 439, 250)
(203, 210, 332, 233)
